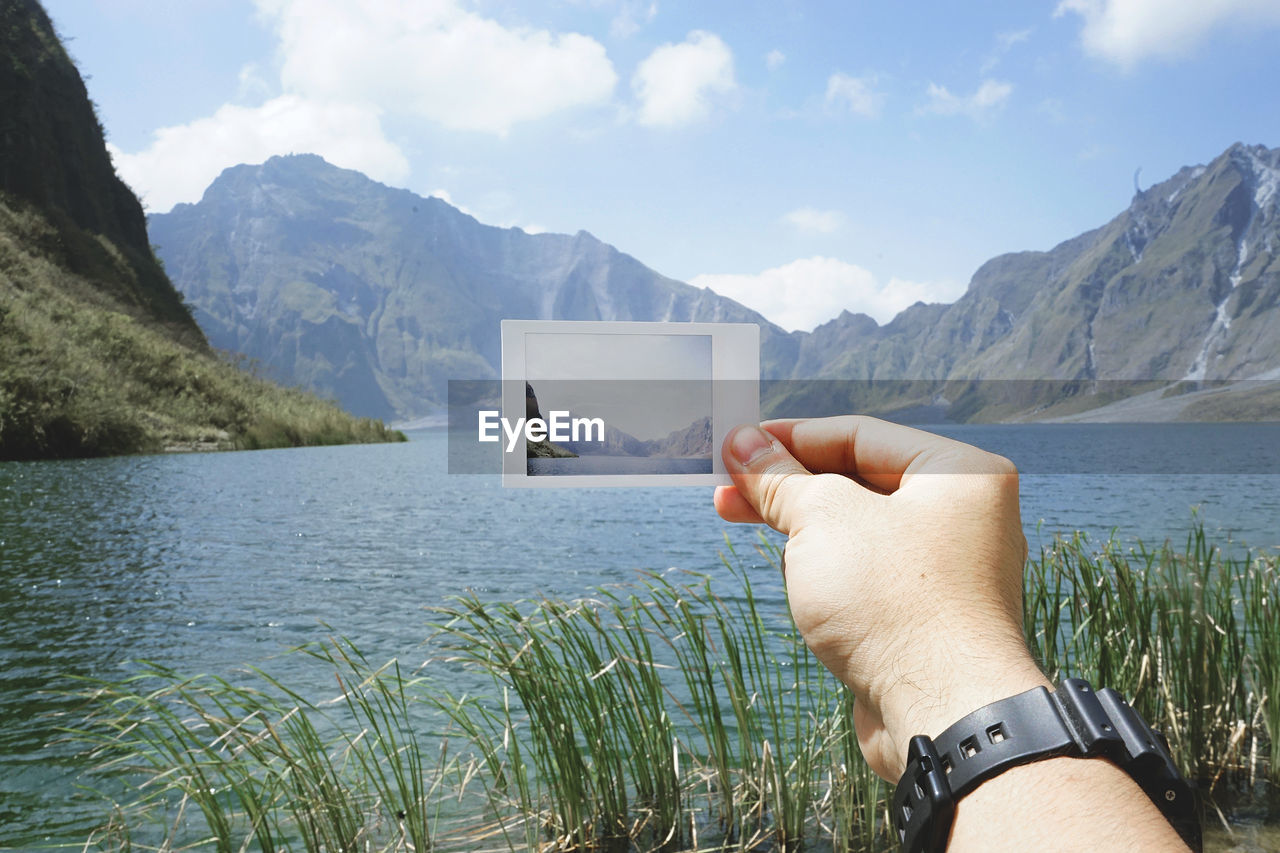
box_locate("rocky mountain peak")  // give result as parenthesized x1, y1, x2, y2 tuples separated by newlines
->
(151, 143, 1280, 423)
(150, 154, 781, 420)
(1228, 143, 1280, 223)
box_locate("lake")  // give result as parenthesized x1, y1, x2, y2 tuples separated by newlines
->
(1, 424, 1278, 848)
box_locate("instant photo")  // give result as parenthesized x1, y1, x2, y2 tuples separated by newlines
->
(486, 321, 758, 487)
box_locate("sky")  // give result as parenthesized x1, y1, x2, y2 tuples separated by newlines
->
(42, 0, 1280, 331)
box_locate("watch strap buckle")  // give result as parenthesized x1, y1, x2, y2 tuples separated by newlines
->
(893, 735, 954, 853)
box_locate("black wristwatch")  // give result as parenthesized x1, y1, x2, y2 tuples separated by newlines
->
(891, 678, 1202, 852)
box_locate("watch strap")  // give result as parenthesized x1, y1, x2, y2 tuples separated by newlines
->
(891, 678, 1201, 852)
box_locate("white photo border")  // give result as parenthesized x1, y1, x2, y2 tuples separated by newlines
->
(500, 320, 759, 488)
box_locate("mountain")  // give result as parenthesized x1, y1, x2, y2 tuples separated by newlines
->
(787, 143, 1280, 388)
(646, 415, 713, 458)
(763, 143, 1280, 421)
(152, 144, 1280, 425)
(0, 0, 403, 459)
(150, 155, 790, 421)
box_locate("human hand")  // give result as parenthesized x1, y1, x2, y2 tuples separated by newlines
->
(714, 416, 1048, 782)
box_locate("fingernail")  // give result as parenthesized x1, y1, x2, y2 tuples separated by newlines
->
(729, 425, 774, 466)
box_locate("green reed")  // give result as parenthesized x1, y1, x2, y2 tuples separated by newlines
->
(1025, 523, 1279, 791)
(74, 521, 1278, 852)
(427, 541, 884, 852)
(69, 641, 451, 852)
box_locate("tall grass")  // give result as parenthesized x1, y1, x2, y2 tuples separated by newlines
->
(73, 523, 1279, 851)
(1025, 524, 1279, 792)
(72, 640, 450, 852)
(430, 553, 866, 851)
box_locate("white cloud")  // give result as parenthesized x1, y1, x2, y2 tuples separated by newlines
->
(108, 96, 409, 212)
(765, 49, 786, 71)
(610, 0, 657, 38)
(108, 0, 619, 211)
(1055, 0, 1280, 66)
(782, 208, 845, 234)
(919, 79, 1012, 118)
(824, 72, 883, 117)
(259, 0, 617, 135)
(236, 62, 272, 102)
(632, 31, 736, 127)
(689, 257, 963, 331)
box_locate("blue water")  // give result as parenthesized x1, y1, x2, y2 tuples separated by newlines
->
(1, 424, 1277, 847)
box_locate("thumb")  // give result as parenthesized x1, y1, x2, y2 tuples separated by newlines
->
(723, 424, 813, 535)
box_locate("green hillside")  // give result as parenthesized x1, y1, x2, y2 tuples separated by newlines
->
(0, 0, 403, 459)
(1, 0, 196, 335)
(0, 196, 403, 459)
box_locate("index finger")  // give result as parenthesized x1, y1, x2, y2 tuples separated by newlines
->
(760, 416, 1011, 493)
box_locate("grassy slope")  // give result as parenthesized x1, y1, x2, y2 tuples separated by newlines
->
(0, 197, 405, 460)
(1, 0, 197, 331)
(0, 1, 404, 460)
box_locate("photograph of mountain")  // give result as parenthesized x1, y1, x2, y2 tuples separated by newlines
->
(522, 332, 713, 475)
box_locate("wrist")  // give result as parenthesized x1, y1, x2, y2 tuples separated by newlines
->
(875, 640, 1049, 779)
(892, 677, 1202, 852)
